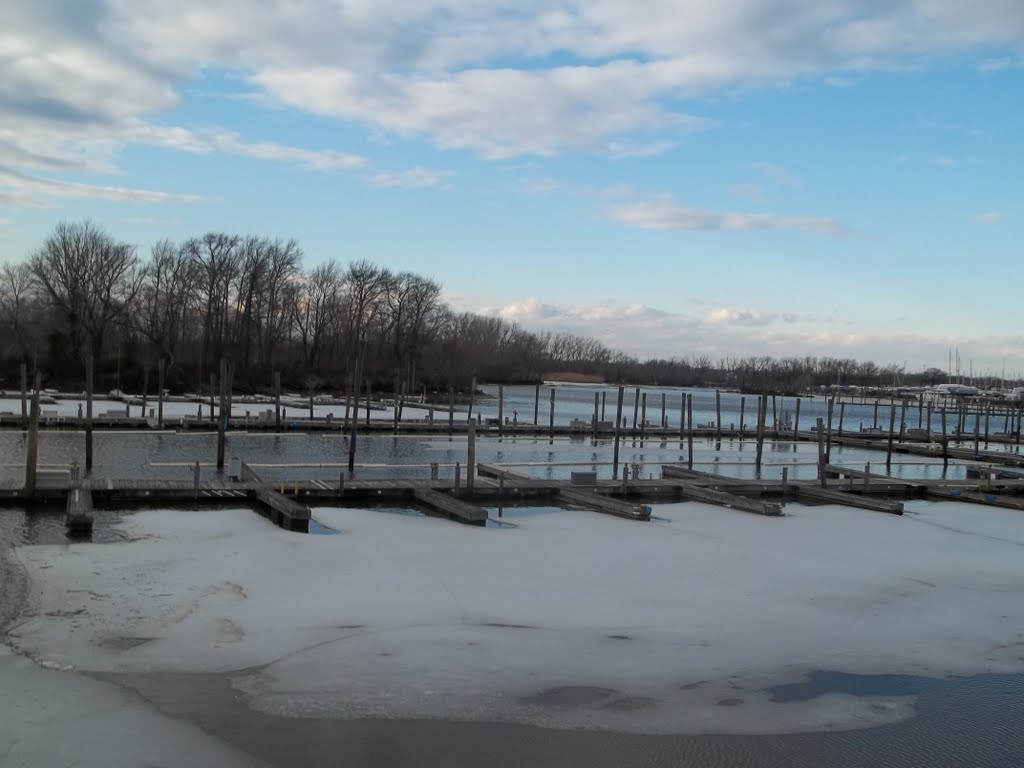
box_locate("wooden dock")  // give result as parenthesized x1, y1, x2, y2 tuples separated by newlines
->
(557, 487, 651, 520)
(254, 489, 311, 532)
(65, 484, 94, 533)
(792, 484, 904, 515)
(413, 488, 488, 526)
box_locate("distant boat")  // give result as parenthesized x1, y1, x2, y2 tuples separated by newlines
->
(927, 383, 979, 397)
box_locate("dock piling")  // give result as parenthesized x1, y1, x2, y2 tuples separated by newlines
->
(24, 372, 40, 495)
(612, 385, 624, 479)
(85, 354, 93, 471)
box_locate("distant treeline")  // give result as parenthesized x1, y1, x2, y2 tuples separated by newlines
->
(0, 220, 1000, 396)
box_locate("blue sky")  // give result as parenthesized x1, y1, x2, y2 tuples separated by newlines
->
(2, 1, 1022, 377)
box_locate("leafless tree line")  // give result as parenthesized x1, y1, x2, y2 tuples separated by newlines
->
(0, 220, 973, 395)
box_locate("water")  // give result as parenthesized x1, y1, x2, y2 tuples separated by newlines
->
(0, 429, 966, 486)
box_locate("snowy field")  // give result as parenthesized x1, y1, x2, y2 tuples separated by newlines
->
(7, 499, 1024, 737)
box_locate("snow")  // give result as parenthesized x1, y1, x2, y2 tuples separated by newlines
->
(0, 644, 259, 767)
(7, 499, 1024, 735)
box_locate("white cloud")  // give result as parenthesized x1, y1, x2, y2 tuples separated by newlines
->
(751, 161, 803, 187)
(979, 56, 1024, 73)
(450, 293, 1024, 371)
(972, 211, 1005, 224)
(369, 166, 452, 188)
(0, 166, 200, 205)
(706, 307, 802, 326)
(607, 195, 844, 235)
(4, 0, 1022, 181)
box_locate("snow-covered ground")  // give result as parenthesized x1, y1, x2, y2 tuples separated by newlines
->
(0, 643, 260, 767)
(7, 499, 1024, 736)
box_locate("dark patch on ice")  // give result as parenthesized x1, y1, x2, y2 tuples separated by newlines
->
(679, 681, 706, 691)
(769, 670, 931, 703)
(607, 634, 632, 640)
(483, 622, 536, 630)
(717, 698, 744, 707)
(101, 636, 154, 650)
(604, 695, 657, 711)
(527, 686, 618, 707)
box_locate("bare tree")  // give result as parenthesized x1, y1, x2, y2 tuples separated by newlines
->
(0, 262, 43, 360)
(185, 233, 241, 378)
(29, 220, 141, 363)
(134, 239, 196, 369)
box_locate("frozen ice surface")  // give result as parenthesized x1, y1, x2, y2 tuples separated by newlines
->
(8, 499, 1024, 735)
(0, 644, 260, 767)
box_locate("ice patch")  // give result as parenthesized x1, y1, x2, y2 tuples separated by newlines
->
(8, 500, 1024, 735)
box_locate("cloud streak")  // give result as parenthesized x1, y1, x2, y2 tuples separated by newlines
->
(449, 293, 1024, 371)
(607, 196, 844, 235)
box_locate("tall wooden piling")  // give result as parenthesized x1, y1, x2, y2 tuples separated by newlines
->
(899, 402, 907, 443)
(984, 405, 990, 445)
(973, 412, 981, 453)
(631, 387, 640, 436)
(660, 392, 667, 429)
(467, 376, 477, 422)
(85, 355, 94, 472)
(24, 372, 40, 495)
(640, 392, 648, 439)
(838, 402, 846, 436)
(549, 387, 556, 438)
(467, 421, 476, 492)
(157, 359, 165, 428)
(612, 385, 625, 479)
(873, 400, 879, 429)
(886, 404, 896, 473)
(825, 398, 834, 460)
(815, 417, 826, 487)
(216, 361, 227, 470)
(926, 403, 933, 440)
(687, 394, 694, 470)
(20, 363, 27, 427)
(940, 406, 949, 470)
(497, 384, 504, 437)
(601, 390, 607, 421)
(142, 365, 149, 417)
(771, 395, 778, 430)
(534, 384, 540, 425)
(274, 371, 281, 430)
(793, 398, 802, 439)
(715, 390, 722, 441)
(679, 393, 685, 439)
(593, 392, 600, 435)
(739, 396, 746, 435)
(209, 373, 216, 422)
(448, 385, 455, 435)
(755, 395, 766, 474)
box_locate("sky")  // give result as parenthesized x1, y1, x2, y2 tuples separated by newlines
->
(1, 1, 1022, 378)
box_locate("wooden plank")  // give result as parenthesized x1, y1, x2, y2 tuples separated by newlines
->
(676, 484, 783, 516)
(557, 487, 650, 521)
(413, 488, 487, 526)
(793, 484, 904, 515)
(477, 463, 531, 481)
(925, 488, 1024, 511)
(661, 465, 745, 484)
(254, 489, 311, 532)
